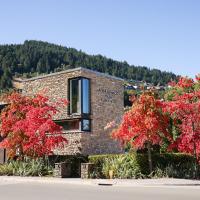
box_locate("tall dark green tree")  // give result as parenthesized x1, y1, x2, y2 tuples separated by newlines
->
(0, 67, 12, 89)
(0, 40, 177, 91)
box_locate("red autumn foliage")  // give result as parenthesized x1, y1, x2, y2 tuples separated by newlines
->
(177, 77, 194, 88)
(0, 92, 68, 159)
(163, 77, 200, 161)
(168, 81, 176, 87)
(195, 74, 200, 82)
(113, 92, 171, 149)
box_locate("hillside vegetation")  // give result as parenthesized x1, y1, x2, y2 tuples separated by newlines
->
(0, 40, 177, 90)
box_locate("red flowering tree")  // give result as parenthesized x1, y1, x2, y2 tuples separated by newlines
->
(166, 76, 196, 100)
(163, 76, 200, 176)
(113, 91, 171, 172)
(0, 92, 67, 159)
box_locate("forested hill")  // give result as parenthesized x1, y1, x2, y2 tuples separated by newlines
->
(0, 40, 177, 90)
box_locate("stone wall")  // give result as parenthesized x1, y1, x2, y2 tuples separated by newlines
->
(80, 69, 124, 155)
(81, 163, 94, 179)
(21, 68, 124, 155)
(0, 148, 6, 164)
(22, 69, 82, 120)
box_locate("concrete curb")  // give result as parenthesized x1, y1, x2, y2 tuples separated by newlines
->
(1, 176, 200, 188)
(0, 176, 94, 186)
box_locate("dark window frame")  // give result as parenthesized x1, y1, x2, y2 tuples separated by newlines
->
(55, 118, 91, 132)
(69, 78, 81, 115)
(55, 119, 80, 131)
(0, 104, 8, 111)
(67, 76, 91, 132)
(81, 119, 91, 132)
(81, 78, 91, 115)
(68, 77, 91, 116)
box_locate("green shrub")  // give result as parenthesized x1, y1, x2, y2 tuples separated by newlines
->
(0, 157, 53, 176)
(89, 153, 197, 179)
(0, 163, 13, 176)
(89, 154, 143, 179)
(102, 154, 142, 179)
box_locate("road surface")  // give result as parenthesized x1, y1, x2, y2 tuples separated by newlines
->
(0, 181, 200, 200)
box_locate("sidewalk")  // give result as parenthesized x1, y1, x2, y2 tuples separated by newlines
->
(1, 176, 200, 187)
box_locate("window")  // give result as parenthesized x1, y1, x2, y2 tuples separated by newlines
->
(81, 119, 90, 131)
(55, 119, 91, 132)
(56, 119, 80, 131)
(82, 78, 90, 114)
(0, 136, 4, 142)
(69, 77, 90, 115)
(0, 104, 7, 112)
(70, 79, 81, 114)
(68, 77, 91, 132)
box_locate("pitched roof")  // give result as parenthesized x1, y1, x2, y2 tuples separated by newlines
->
(16, 67, 124, 82)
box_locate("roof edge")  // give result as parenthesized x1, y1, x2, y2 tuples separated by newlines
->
(81, 67, 124, 81)
(19, 67, 124, 82)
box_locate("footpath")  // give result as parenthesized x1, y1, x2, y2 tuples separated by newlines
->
(1, 176, 200, 187)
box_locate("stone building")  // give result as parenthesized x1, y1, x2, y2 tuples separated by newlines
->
(10, 67, 124, 156)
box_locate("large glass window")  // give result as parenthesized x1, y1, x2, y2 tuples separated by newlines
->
(56, 119, 80, 131)
(82, 78, 90, 114)
(68, 77, 91, 132)
(55, 119, 91, 132)
(69, 77, 90, 115)
(70, 79, 81, 114)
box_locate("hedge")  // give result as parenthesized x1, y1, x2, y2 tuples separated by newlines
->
(88, 153, 197, 179)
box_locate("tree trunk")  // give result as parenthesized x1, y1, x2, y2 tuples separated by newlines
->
(147, 141, 153, 173)
(193, 141, 197, 178)
(192, 122, 198, 179)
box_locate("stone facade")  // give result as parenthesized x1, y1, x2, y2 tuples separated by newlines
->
(19, 67, 124, 155)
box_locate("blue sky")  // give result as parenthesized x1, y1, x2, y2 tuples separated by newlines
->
(0, 0, 200, 77)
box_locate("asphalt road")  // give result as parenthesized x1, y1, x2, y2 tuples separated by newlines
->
(0, 182, 200, 200)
